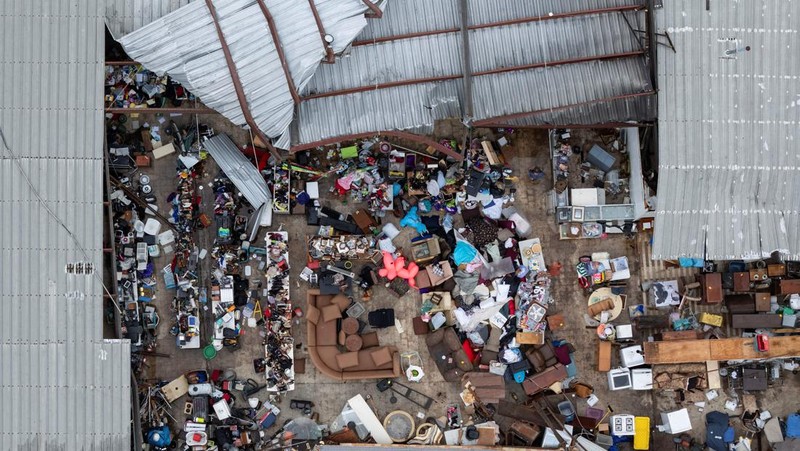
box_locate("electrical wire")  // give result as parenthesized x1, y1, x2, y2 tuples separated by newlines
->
(0, 126, 123, 315)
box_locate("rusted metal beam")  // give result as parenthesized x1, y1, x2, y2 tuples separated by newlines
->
(485, 122, 653, 129)
(352, 4, 645, 47)
(472, 50, 645, 76)
(255, 0, 301, 104)
(472, 91, 656, 126)
(106, 60, 138, 66)
(204, 0, 281, 160)
(361, 0, 383, 18)
(307, 0, 335, 63)
(105, 107, 216, 114)
(303, 51, 644, 101)
(302, 74, 462, 100)
(290, 130, 464, 161)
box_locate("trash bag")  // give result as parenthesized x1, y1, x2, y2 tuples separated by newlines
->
(706, 411, 733, 451)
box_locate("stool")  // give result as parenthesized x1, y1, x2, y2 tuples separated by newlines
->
(342, 317, 360, 335)
(345, 335, 363, 352)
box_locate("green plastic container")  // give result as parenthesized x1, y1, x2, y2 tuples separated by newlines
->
(203, 345, 217, 360)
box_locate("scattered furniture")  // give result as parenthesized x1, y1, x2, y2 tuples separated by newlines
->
(426, 327, 474, 382)
(525, 342, 558, 372)
(755, 293, 771, 312)
(725, 294, 756, 314)
(701, 273, 723, 303)
(368, 309, 396, 328)
(410, 237, 440, 264)
(522, 364, 567, 395)
(306, 289, 400, 381)
(353, 209, 378, 234)
(597, 341, 612, 372)
(644, 336, 800, 364)
(342, 317, 360, 335)
(733, 272, 750, 292)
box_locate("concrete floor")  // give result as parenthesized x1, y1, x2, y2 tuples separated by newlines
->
(123, 116, 800, 449)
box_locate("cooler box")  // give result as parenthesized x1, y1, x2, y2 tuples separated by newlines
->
(634, 416, 650, 449)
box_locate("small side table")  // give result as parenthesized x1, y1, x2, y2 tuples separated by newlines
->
(345, 335, 363, 352)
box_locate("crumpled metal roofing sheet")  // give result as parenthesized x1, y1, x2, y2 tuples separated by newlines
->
(105, 0, 192, 37)
(298, 80, 462, 145)
(652, 0, 800, 261)
(205, 134, 272, 208)
(118, 0, 374, 143)
(296, 2, 653, 145)
(0, 0, 131, 448)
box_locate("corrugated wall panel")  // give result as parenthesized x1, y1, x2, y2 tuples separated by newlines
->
(0, 0, 131, 449)
(653, 0, 800, 260)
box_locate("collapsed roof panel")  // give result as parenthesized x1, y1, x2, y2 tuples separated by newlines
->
(118, 0, 378, 143)
(292, 1, 654, 147)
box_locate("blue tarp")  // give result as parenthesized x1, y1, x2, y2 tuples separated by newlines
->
(787, 413, 800, 438)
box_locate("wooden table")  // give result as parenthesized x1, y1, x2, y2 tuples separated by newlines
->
(644, 336, 800, 364)
(588, 287, 623, 321)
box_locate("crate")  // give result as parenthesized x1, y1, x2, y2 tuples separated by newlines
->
(698, 312, 723, 327)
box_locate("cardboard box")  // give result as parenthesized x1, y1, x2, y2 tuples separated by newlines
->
(516, 331, 544, 345)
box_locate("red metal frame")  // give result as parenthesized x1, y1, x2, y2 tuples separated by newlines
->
(290, 130, 464, 161)
(302, 51, 644, 101)
(256, 0, 301, 104)
(204, 0, 280, 160)
(361, 0, 383, 18)
(307, 0, 335, 63)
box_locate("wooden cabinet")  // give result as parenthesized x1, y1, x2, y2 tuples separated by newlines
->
(776, 279, 800, 295)
(701, 273, 723, 303)
(749, 268, 768, 282)
(733, 272, 750, 292)
(755, 293, 772, 312)
(768, 264, 786, 277)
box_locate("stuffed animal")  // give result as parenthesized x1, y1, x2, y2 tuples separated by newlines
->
(378, 251, 419, 287)
(399, 206, 428, 235)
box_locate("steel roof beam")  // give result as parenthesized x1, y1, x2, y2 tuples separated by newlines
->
(302, 51, 645, 101)
(256, 0, 301, 104)
(361, 0, 383, 18)
(307, 0, 335, 63)
(204, 0, 281, 160)
(351, 4, 645, 47)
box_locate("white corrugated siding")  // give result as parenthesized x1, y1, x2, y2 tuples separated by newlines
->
(652, 0, 800, 260)
(0, 0, 131, 449)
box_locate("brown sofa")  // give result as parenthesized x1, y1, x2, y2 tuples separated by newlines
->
(306, 289, 401, 381)
(426, 327, 474, 381)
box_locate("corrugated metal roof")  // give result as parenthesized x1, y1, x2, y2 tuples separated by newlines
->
(298, 80, 462, 144)
(117, 0, 376, 144)
(105, 0, 192, 37)
(0, 0, 131, 449)
(205, 134, 272, 208)
(295, 3, 654, 146)
(0, 341, 131, 450)
(652, 0, 800, 261)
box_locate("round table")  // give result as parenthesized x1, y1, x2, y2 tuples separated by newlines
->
(383, 410, 415, 443)
(342, 317, 360, 335)
(345, 334, 363, 352)
(588, 287, 623, 321)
